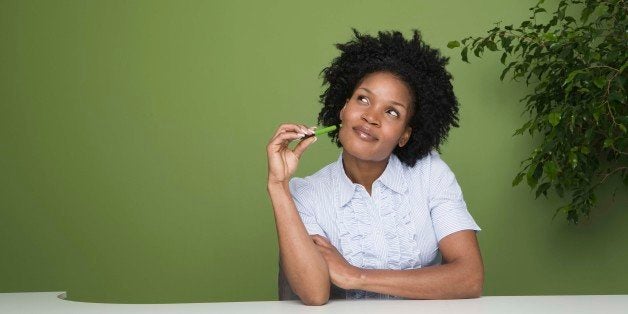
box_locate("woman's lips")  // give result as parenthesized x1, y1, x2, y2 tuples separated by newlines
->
(353, 126, 378, 142)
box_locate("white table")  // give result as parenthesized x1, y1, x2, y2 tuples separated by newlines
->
(1, 292, 627, 314)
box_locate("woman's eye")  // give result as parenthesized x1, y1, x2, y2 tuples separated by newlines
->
(357, 96, 368, 104)
(387, 109, 399, 117)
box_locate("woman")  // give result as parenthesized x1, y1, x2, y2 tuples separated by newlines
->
(267, 29, 483, 305)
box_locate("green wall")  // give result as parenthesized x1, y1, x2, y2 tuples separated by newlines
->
(1, 0, 626, 303)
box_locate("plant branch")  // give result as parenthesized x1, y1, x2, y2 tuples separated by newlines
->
(599, 167, 628, 184)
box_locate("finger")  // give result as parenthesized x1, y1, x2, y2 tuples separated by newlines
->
(267, 133, 305, 155)
(311, 235, 324, 245)
(270, 129, 306, 144)
(297, 124, 315, 136)
(313, 244, 330, 257)
(269, 125, 302, 144)
(312, 235, 332, 248)
(293, 136, 316, 159)
(311, 234, 325, 242)
(272, 124, 308, 138)
(317, 235, 332, 245)
(269, 131, 306, 148)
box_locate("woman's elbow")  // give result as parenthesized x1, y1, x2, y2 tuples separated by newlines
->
(465, 272, 484, 298)
(300, 292, 329, 306)
(467, 280, 483, 298)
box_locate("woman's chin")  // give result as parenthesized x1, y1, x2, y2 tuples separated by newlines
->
(342, 145, 390, 163)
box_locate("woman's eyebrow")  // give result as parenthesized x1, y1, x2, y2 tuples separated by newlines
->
(358, 87, 408, 110)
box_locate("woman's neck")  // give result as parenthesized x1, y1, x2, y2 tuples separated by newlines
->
(341, 151, 389, 195)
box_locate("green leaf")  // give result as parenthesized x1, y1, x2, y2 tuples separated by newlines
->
(546, 16, 558, 29)
(527, 163, 543, 188)
(580, 146, 590, 155)
(486, 41, 498, 51)
(583, 129, 594, 144)
(548, 112, 561, 126)
(500, 52, 507, 65)
(542, 32, 556, 41)
(619, 60, 628, 73)
(580, 6, 594, 23)
(536, 182, 551, 199)
(555, 184, 564, 198)
(593, 76, 606, 89)
(512, 172, 525, 186)
(563, 69, 585, 86)
(543, 161, 559, 180)
(447, 40, 460, 49)
(461, 46, 469, 63)
(500, 62, 517, 81)
(553, 204, 570, 220)
(564, 16, 575, 24)
(570, 114, 575, 132)
(473, 46, 483, 57)
(610, 91, 624, 103)
(513, 120, 532, 136)
(501, 36, 513, 52)
(603, 138, 614, 148)
(569, 151, 578, 169)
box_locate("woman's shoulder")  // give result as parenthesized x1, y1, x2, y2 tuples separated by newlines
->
(289, 159, 338, 194)
(401, 149, 446, 177)
(399, 150, 458, 196)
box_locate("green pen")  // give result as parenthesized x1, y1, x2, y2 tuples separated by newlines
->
(303, 124, 341, 139)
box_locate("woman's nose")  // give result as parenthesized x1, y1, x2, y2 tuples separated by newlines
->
(361, 108, 380, 126)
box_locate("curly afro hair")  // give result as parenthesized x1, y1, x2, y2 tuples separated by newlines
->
(318, 29, 459, 167)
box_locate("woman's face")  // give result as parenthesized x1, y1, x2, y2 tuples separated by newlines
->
(339, 71, 414, 163)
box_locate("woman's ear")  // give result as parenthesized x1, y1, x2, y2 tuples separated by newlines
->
(398, 127, 412, 147)
(339, 100, 348, 121)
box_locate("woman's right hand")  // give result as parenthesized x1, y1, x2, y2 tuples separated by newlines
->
(267, 124, 317, 185)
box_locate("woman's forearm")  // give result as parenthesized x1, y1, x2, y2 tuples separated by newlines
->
(352, 257, 483, 299)
(268, 182, 330, 305)
(325, 230, 484, 299)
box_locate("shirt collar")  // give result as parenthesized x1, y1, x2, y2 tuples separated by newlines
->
(335, 152, 408, 207)
(377, 154, 408, 195)
(335, 153, 357, 208)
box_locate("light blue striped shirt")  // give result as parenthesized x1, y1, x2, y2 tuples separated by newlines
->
(289, 150, 481, 299)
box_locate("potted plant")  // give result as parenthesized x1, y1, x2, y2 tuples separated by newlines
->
(447, 0, 627, 223)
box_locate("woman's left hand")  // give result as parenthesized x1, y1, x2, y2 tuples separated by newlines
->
(311, 235, 361, 290)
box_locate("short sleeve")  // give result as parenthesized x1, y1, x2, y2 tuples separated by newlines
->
(428, 152, 481, 242)
(288, 178, 326, 237)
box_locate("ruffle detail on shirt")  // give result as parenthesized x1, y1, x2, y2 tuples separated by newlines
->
(379, 186, 420, 270)
(337, 185, 421, 271)
(337, 191, 379, 269)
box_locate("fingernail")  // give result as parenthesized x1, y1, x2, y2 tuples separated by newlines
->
(312, 136, 317, 142)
